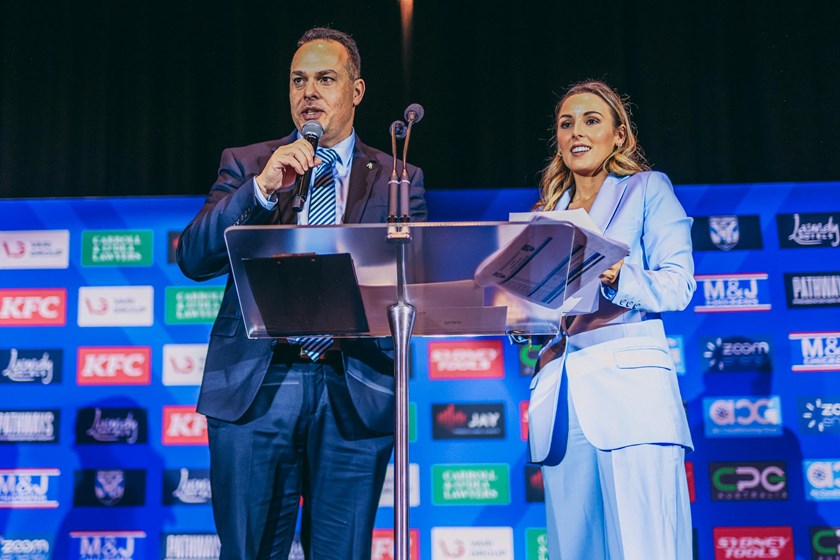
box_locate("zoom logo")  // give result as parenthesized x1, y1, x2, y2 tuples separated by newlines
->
(710, 462, 788, 501)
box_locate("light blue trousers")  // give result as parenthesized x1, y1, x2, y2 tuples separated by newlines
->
(541, 391, 692, 559)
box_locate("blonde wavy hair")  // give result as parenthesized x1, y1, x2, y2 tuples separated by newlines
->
(535, 80, 650, 211)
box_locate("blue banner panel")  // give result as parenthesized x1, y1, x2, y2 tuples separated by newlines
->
(0, 182, 839, 559)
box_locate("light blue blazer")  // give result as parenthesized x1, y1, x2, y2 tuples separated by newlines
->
(528, 171, 695, 464)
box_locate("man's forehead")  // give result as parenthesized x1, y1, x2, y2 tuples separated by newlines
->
(290, 40, 348, 72)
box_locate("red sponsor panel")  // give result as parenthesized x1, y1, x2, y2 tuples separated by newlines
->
(520, 400, 529, 441)
(0, 288, 66, 326)
(371, 529, 419, 560)
(685, 461, 696, 503)
(713, 526, 793, 560)
(162, 406, 208, 445)
(77, 347, 151, 385)
(427, 339, 505, 380)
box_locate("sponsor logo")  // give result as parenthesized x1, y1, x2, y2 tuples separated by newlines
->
(692, 215, 763, 252)
(432, 464, 510, 506)
(77, 347, 151, 386)
(686, 461, 696, 503)
(810, 526, 840, 559)
(167, 231, 181, 264)
(704, 396, 783, 437)
(0, 469, 60, 508)
(713, 526, 793, 560)
(800, 397, 840, 434)
(668, 335, 686, 375)
(694, 274, 771, 313)
(82, 230, 153, 267)
(525, 528, 548, 560)
(520, 401, 529, 441)
(709, 462, 788, 501)
(0, 289, 66, 326)
(519, 344, 541, 377)
(75, 407, 147, 445)
(163, 406, 208, 445)
(161, 533, 220, 560)
(165, 287, 224, 324)
(431, 527, 513, 560)
(432, 403, 505, 439)
(785, 272, 840, 308)
(702, 336, 773, 373)
(371, 529, 419, 560)
(77, 286, 154, 327)
(0, 230, 70, 269)
(409, 401, 417, 442)
(163, 468, 211, 506)
(0, 410, 59, 443)
(777, 212, 840, 248)
(378, 463, 420, 508)
(74, 469, 146, 507)
(69, 531, 146, 560)
(524, 465, 544, 503)
(0, 535, 52, 560)
(804, 461, 840, 501)
(162, 344, 207, 386)
(790, 332, 840, 372)
(0, 349, 62, 385)
(427, 339, 505, 380)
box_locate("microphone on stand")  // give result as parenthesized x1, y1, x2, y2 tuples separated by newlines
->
(292, 120, 325, 213)
(388, 120, 407, 223)
(399, 103, 424, 221)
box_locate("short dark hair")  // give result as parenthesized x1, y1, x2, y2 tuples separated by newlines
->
(297, 27, 361, 80)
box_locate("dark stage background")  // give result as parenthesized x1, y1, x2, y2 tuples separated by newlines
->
(1, 0, 838, 199)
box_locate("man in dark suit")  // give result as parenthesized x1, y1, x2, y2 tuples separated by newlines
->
(177, 27, 426, 559)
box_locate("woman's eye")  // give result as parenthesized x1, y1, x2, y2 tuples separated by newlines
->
(586, 118, 599, 125)
(559, 121, 572, 129)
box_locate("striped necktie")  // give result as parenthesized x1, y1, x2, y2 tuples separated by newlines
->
(294, 147, 340, 360)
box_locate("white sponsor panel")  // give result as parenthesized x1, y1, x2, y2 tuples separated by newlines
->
(77, 286, 154, 327)
(162, 344, 208, 386)
(378, 463, 420, 507)
(431, 527, 513, 560)
(0, 230, 69, 269)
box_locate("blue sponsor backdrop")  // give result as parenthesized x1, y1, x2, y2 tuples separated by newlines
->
(0, 182, 838, 559)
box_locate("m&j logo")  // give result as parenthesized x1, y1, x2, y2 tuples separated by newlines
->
(0, 469, 60, 509)
(790, 332, 840, 372)
(69, 531, 146, 560)
(693, 273, 771, 313)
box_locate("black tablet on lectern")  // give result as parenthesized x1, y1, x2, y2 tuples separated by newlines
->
(242, 253, 370, 337)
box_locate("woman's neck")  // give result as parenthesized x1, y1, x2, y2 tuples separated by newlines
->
(571, 171, 608, 207)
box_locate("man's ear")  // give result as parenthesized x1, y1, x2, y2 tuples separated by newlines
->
(353, 79, 366, 107)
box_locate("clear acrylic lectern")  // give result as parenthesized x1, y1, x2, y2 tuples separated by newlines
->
(224, 220, 628, 560)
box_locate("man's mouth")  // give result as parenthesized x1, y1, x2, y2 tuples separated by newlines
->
(301, 108, 324, 120)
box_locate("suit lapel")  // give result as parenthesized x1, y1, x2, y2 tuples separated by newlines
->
(588, 174, 628, 234)
(343, 137, 381, 224)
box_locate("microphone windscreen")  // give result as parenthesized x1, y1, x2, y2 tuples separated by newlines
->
(390, 120, 407, 140)
(302, 120, 324, 139)
(404, 103, 425, 124)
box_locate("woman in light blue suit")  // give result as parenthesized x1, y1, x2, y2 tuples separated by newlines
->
(528, 81, 695, 559)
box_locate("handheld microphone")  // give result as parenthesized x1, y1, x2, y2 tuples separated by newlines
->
(292, 120, 325, 213)
(399, 103, 424, 221)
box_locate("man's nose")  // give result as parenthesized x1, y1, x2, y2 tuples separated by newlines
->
(303, 80, 318, 98)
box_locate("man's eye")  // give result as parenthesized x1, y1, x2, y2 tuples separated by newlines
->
(292, 78, 304, 86)
(320, 77, 335, 84)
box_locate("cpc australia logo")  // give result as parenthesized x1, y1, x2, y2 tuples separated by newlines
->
(811, 526, 840, 559)
(702, 336, 772, 373)
(694, 274, 771, 313)
(704, 396, 782, 437)
(709, 462, 788, 501)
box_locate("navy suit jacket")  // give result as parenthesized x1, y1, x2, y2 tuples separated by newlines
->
(177, 133, 426, 432)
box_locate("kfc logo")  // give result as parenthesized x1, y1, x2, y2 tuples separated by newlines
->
(371, 529, 419, 560)
(428, 340, 505, 380)
(162, 406, 208, 445)
(77, 347, 151, 386)
(0, 289, 66, 326)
